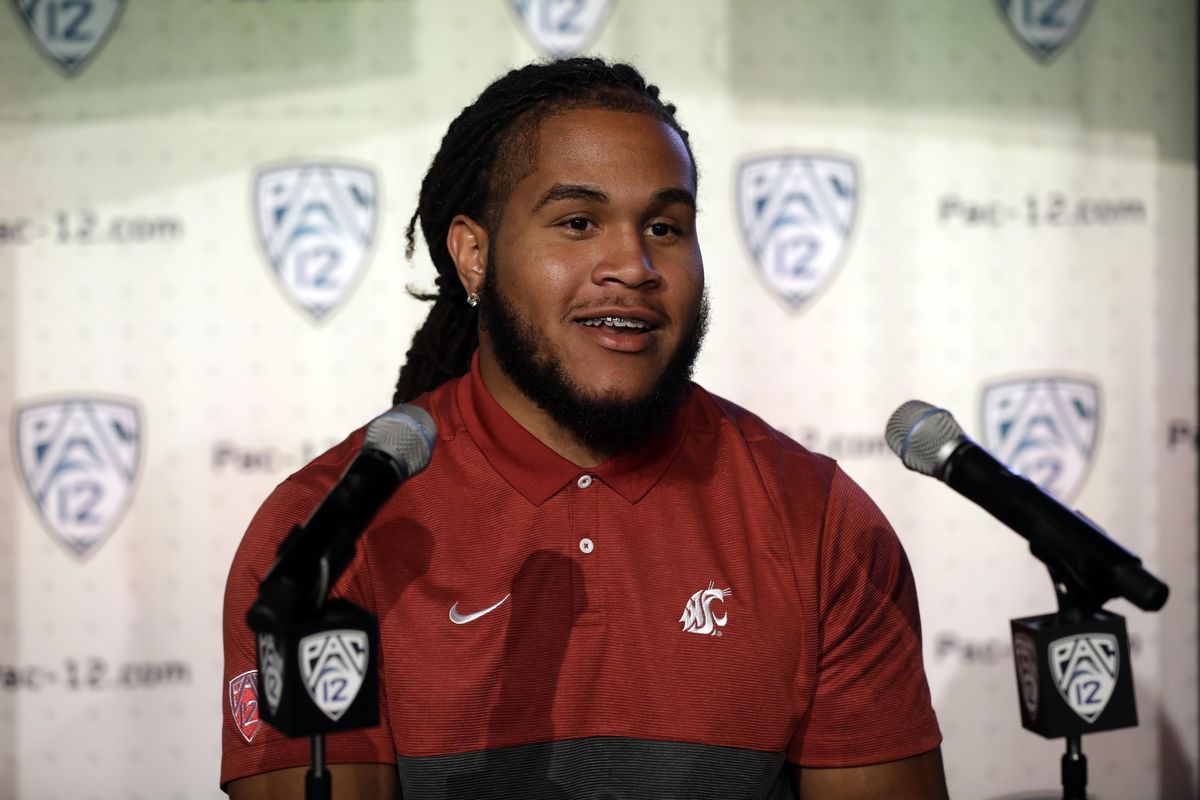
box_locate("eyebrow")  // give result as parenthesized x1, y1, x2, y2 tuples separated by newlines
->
(532, 183, 608, 214)
(530, 183, 698, 214)
(650, 187, 697, 212)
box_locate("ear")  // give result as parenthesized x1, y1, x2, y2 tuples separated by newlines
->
(446, 215, 489, 296)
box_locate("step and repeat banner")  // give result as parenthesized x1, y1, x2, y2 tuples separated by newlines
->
(0, 1, 1195, 798)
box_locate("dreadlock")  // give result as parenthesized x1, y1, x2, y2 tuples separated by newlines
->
(392, 57, 696, 404)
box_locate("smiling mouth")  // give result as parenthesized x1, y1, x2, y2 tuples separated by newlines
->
(578, 316, 653, 332)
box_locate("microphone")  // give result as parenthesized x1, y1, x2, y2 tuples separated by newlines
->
(885, 400, 1167, 612)
(247, 404, 437, 633)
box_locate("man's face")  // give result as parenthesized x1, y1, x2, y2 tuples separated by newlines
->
(478, 108, 706, 452)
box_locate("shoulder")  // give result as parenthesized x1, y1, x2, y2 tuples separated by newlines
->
(231, 376, 463, 574)
(413, 370, 468, 445)
(275, 375, 463, 506)
(687, 384, 839, 493)
(224, 429, 363, 589)
(688, 383, 818, 457)
(686, 388, 902, 545)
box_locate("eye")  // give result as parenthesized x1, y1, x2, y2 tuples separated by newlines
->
(647, 222, 680, 238)
(565, 217, 592, 231)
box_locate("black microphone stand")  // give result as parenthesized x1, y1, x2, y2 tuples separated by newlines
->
(246, 522, 382, 800)
(884, 401, 1168, 799)
(1009, 521, 1162, 800)
(240, 405, 432, 800)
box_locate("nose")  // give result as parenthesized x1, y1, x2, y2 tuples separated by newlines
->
(591, 225, 660, 289)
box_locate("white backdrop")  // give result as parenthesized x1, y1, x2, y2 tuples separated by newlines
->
(0, 1, 1195, 798)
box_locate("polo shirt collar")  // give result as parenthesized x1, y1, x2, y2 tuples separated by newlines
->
(456, 352, 693, 506)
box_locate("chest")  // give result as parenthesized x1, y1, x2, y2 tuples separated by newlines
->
(364, 477, 820, 757)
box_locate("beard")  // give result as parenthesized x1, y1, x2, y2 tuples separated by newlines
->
(479, 265, 709, 456)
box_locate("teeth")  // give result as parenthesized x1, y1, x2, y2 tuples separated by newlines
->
(581, 316, 649, 330)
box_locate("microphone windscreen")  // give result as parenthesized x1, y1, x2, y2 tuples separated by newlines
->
(364, 404, 437, 477)
(885, 400, 965, 476)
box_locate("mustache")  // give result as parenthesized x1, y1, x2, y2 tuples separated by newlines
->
(561, 297, 672, 324)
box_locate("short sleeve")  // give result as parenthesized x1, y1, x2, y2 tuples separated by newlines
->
(220, 469, 396, 789)
(788, 467, 942, 767)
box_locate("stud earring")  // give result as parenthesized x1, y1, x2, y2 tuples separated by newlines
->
(466, 292, 479, 308)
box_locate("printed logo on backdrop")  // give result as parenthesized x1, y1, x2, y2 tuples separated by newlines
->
(14, 397, 141, 559)
(981, 376, 1100, 503)
(1013, 632, 1040, 717)
(1050, 633, 1118, 723)
(13, 0, 125, 76)
(736, 154, 859, 312)
(300, 629, 368, 721)
(254, 162, 379, 323)
(258, 633, 284, 716)
(228, 670, 263, 743)
(996, 0, 1095, 63)
(511, 0, 613, 57)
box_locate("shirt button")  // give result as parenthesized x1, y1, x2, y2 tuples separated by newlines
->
(579, 537, 595, 554)
(576, 475, 593, 489)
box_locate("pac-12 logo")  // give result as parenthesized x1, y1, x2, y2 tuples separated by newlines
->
(511, 0, 613, 57)
(257, 633, 284, 716)
(14, 397, 141, 558)
(996, 0, 1095, 63)
(13, 0, 125, 75)
(1013, 632, 1040, 718)
(981, 376, 1100, 503)
(736, 154, 859, 312)
(1050, 633, 1118, 723)
(228, 670, 263, 743)
(299, 629, 368, 722)
(254, 162, 379, 323)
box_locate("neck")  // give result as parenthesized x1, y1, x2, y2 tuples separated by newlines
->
(477, 351, 612, 467)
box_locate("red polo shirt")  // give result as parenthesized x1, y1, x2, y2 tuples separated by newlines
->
(221, 355, 941, 796)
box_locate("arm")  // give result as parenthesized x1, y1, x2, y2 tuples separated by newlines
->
(785, 468, 943, 782)
(228, 763, 400, 799)
(792, 747, 948, 800)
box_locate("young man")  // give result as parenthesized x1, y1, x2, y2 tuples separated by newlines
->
(222, 58, 947, 799)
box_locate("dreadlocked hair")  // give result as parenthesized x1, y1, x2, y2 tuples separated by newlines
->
(392, 57, 696, 404)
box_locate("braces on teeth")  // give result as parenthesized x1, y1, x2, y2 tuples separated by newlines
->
(581, 317, 649, 329)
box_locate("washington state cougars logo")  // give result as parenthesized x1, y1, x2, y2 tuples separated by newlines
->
(14, 397, 141, 558)
(13, 0, 125, 75)
(1050, 633, 1118, 723)
(996, 0, 1095, 63)
(511, 0, 613, 57)
(737, 154, 858, 311)
(299, 630, 368, 722)
(981, 377, 1100, 503)
(228, 670, 263, 743)
(680, 581, 731, 636)
(254, 162, 379, 322)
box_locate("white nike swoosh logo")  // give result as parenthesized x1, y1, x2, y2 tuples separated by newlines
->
(448, 594, 511, 625)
